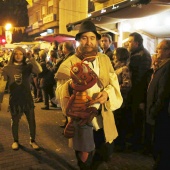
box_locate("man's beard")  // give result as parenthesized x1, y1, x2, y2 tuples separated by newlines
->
(79, 44, 98, 54)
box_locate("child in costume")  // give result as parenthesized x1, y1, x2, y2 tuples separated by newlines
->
(0, 46, 42, 150)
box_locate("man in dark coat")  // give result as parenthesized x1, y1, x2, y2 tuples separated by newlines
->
(127, 32, 152, 151)
(147, 40, 170, 170)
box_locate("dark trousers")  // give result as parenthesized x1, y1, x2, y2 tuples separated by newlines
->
(11, 108, 36, 142)
(75, 151, 93, 170)
(131, 107, 145, 147)
(93, 128, 114, 162)
(153, 109, 170, 170)
(42, 85, 55, 107)
(33, 77, 43, 100)
(114, 107, 131, 148)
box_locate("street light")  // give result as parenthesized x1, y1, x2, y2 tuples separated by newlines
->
(5, 23, 12, 31)
(5, 23, 12, 44)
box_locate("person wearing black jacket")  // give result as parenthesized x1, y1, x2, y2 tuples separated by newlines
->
(54, 41, 75, 127)
(147, 40, 170, 170)
(127, 32, 152, 151)
(39, 62, 56, 110)
(100, 33, 113, 62)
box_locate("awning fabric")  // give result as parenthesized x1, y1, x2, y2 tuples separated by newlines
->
(34, 34, 75, 43)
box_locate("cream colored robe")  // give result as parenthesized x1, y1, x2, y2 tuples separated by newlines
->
(55, 53, 123, 143)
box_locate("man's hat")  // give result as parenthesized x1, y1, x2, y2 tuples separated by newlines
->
(75, 20, 101, 41)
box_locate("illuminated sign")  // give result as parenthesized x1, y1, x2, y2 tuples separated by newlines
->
(43, 14, 56, 24)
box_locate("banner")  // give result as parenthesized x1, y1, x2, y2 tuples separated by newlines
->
(5, 30, 12, 44)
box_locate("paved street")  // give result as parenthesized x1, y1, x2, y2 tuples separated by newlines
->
(0, 94, 154, 170)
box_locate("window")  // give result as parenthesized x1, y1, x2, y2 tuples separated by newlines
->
(48, 0, 53, 14)
(36, 11, 40, 21)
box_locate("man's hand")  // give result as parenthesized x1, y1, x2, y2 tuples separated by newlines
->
(93, 91, 108, 104)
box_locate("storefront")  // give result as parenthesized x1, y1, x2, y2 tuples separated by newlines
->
(65, 0, 170, 54)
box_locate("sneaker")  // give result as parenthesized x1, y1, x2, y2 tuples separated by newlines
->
(30, 141, 40, 150)
(12, 142, 19, 150)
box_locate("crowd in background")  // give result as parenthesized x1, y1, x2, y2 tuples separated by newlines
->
(0, 28, 170, 170)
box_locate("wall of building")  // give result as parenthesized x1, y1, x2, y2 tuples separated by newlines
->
(59, 0, 88, 36)
(27, 0, 59, 36)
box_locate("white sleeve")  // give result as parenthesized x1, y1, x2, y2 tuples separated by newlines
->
(104, 72, 123, 111)
(56, 79, 71, 115)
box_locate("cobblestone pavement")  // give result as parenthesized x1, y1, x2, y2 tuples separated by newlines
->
(0, 94, 154, 170)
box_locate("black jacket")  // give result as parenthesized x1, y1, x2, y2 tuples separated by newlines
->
(103, 48, 113, 61)
(147, 59, 170, 125)
(128, 45, 151, 106)
(38, 62, 55, 88)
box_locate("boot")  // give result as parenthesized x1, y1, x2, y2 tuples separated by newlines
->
(75, 151, 93, 170)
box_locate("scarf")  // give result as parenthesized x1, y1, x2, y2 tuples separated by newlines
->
(75, 46, 98, 62)
(75, 46, 104, 90)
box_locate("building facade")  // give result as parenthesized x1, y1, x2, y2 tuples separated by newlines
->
(26, 0, 88, 39)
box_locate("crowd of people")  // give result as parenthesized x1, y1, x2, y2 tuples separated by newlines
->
(0, 20, 170, 170)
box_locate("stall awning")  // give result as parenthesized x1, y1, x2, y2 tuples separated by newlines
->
(34, 34, 75, 43)
(66, 0, 170, 38)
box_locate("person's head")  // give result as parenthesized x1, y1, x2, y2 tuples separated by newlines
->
(53, 40, 59, 50)
(75, 20, 101, 54)
(128, 32, 143, 52)
(50, 50, 57, 62)
(62, 41, 75, 55)
(100, 33, 112, 51)
(156, 40, 170, 60)
(113, 47, 129, 62)
(39, 50, 47, 62)
(32, 47, 40, 54)
(12, 46, 27, 64)
(57, 43, 64, 58)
